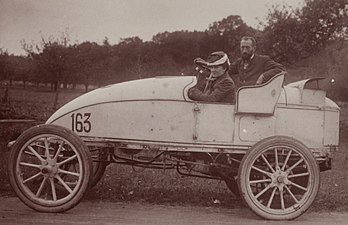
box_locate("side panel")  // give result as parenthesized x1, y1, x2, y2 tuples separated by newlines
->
(237, 115, 276, 142)
(324, 109, 340, 145)
(275, 107, 324, 148)
(233, 106, 326, 148)
(195, 103, 234, 143)
(50, 101, 195, 143)
(49, 100, 235, 145)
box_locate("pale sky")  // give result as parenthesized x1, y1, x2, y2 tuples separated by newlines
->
(0, 0, 304, 55)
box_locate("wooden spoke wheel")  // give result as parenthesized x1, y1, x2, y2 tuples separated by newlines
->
(8, 124, 92, 213)
(238, 136, 320, 220)
(224, 176, 240, 198)
(87, 146, 110, 188)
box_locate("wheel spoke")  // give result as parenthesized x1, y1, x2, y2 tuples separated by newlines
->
(281, 149, 292, 171)
(33, 143, 45, 148)
(280, 190, 285, 210)
(58, 168, 80, 177)
(261, 154, 275, 173)
(288, 172, 309, 178)
(24, 150, 36, 157)
(27, 146, 45, 162)
(19, 162, 41, 169)
(286, 158, 304, 173)
(57, 155, 77, 166)
(274, 148, 279, 169)
(255, 184, 272, 199)
(61, 181, 78, 188)
(284, 185, 299, 204)
(267, 187, 277, 208)
(44, 138, 51, 160)
(288, 180, 308, 191)
(250, 178, 272, 184)
(23, 172, 42, 184)
(53, 141, 64, 161)
(251, 165, 272, 177)
(49, 178, 57, 201)
(55, 175, 73, 193)
(36, 177, 48, 197)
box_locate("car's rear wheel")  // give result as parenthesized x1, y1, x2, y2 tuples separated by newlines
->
(238, 136, 320, 220)
(224, 176, 240, 198)
(88, 146, 109, 188)
(90, 161, 108, 188)
(8, 124, 92, 213)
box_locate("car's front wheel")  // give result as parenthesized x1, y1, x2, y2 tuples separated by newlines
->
(8, 124, 92, 213)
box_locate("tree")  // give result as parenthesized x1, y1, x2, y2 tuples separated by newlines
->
(300, 0, 347, 50)
(10, 55, 33, 88)
(22, 32, 72, 109)
(206, 15, 256, 60)
(263, 0, 348, 63)
(0, 49, 11, 82)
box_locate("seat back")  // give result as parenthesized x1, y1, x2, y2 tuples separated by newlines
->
(236, 73, 285, 115)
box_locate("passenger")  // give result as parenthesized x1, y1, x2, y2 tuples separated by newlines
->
(188, 51, 235, 103)
(229, 36, 286, 87)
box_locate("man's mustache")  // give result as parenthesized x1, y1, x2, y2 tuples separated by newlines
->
(242, 53, 251, 59)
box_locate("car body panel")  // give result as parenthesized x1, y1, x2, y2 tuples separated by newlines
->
(46, 73, 339, 154)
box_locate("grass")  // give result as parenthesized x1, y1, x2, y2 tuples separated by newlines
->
(84, 165, 242, 208)
(5, 87, 82, 122)
(1, 86, 348, 212)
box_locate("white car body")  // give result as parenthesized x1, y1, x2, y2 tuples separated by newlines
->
(46, 73, 339, 157)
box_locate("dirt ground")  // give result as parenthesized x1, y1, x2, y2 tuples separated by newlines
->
(2, 196, 348, 225)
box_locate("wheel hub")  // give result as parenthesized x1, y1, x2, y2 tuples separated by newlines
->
(277, 176, 284, 183)
(270, 168, 289, 190)
(41, 160, 58, 177)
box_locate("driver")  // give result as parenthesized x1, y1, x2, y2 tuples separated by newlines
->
(188, 51, 235, 103)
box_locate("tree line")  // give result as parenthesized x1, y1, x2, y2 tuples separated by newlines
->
(0, 0, 347, 94)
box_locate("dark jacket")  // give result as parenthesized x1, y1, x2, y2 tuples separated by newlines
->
(229, 54, 285, 87)
(188, 72, 235, 103)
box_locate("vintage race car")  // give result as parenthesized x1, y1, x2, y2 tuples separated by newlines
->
(7, 72, 339, 220)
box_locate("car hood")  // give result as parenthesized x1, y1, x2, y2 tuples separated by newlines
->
(46, 76, 196, 124)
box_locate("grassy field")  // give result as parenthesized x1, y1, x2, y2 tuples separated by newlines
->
(3, 86, 83, 122)
(1, 86, 348, 213)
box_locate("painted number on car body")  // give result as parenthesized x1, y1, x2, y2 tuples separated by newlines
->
(71, 113, 91, 132)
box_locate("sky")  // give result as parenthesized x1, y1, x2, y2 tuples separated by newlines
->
(0, 0, 305, 55)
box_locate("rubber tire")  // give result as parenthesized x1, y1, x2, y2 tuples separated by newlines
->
(224, 177, 241, 198)
(238, 136, 320, 220)
(8, 124, 92, 213)
(89, 161, 108, 188)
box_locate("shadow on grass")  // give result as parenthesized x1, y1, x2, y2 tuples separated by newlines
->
(84, 164, 243, 209)
(312, 136, 348, 212)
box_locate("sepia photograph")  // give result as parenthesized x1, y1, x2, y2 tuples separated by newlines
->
(0, 0, 347, 224)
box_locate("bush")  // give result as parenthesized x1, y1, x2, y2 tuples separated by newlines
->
(0, 121, 37, 195)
